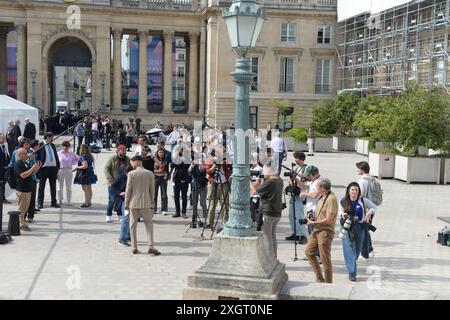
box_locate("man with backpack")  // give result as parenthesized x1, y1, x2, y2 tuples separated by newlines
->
(356, 161, 383, 260)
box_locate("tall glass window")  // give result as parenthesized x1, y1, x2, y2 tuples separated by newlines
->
(317, 25, 331, 44)
(147, 35, 163, 112)
(173, 36, 187, 113)
(279, 58, 294, 92)
(315, 59, 330, 93)
(281, 23, 296, 42)
(121, 34, 139, 112)
(251, 57, 258, 91)
(7, 30, 17, 99)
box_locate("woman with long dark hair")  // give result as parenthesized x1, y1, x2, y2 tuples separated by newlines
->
(73, 144, 97, 207)
(153, 148, 170, 214)
(339, 182, 377, 281)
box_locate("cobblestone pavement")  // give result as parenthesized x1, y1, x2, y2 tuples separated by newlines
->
(1, 138, 450, 299)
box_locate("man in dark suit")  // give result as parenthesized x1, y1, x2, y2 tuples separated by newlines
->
(6, 120, 17, 155)
(23, 118, 36, 140)
(0, 133, 11, 203)
(37, 132, 60, 209)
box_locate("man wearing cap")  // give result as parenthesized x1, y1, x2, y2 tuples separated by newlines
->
(104, 144, 130, 222)
(300, 165, 321, 235)
(125, 155, 160, 255)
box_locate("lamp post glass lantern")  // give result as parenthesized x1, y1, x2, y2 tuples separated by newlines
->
(30, 69, 37, 107)
(222, 0, 266, 237)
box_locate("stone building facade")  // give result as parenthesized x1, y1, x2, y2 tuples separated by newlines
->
(0, 0, 337, 129)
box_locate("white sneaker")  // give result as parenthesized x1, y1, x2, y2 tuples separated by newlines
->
(116, 216, 121, 222)
(162, 211, 168, 216)
(67, 202, 72, 206)
(369, 251, 375, 258)
(105, 216, 113, 223)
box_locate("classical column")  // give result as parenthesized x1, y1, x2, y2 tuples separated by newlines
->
(163, 30, 174, 113)
(16, 23, 26, 102)
(188, 32, 199, 114)
(198, 24, 206, 121)
(138, 30, 148, 112)
(112, 28, 122, 112)
(0, 27, 9, 95)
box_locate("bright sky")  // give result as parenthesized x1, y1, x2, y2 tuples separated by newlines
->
(338, 0, 414, 21)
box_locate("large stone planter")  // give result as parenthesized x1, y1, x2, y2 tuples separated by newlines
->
(394, 155, 441, 184)
(356, 139, 369, 155)
(283, 137, 295, 151)
(314, 137, 333, 152)
(369, 152, 395, 179)
(294, 141, 308, 152)
(333, 136, 356, 151)
(444, 159, 450, 184)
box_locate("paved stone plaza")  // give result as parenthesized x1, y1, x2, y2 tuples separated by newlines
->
(1, 139, 450, 300)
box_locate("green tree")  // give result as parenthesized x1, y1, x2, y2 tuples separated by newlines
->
(334, 91, 361, 135)
(393, 82, 450, 156)
(354, 95, 396, 144)
(311, 99, 339, 135)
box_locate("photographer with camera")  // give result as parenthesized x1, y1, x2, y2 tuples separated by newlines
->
(299, 165, 321, 235)
(205, 150, 231, 229)
(304, 178, 338, 283)
(284, 151, 309, 244)
(250, 159, 263, 230)
(339, 182, 377, 281)
(189, 152, 208, 227)
(250, 164, 284, 258)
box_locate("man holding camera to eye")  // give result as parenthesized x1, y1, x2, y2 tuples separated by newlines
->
(285, 151, 309, 244)
(250, 164, 284, 258)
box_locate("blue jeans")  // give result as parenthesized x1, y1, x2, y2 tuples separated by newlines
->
(118, 201, 130, 241)
(342, 222, 366, 277)
(107, 186, 117, 217)
(288, 195, 308, 237)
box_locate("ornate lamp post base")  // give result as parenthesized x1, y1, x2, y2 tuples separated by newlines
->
(183, 233, 288, 299)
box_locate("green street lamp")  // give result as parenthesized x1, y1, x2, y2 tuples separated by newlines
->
(222, 0, 266, 237)
(100, 71, 106, 111)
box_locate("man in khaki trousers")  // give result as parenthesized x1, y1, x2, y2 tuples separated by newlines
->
(125, 155, 160, 255)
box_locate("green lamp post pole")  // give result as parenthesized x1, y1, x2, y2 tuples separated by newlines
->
(222, 0, 266, 237)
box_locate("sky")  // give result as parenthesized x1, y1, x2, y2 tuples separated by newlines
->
(338, 0, 414, 21)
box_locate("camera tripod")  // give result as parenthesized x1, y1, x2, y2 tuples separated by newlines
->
(282, 163, 307, 262)
(199, 164, 230, 240)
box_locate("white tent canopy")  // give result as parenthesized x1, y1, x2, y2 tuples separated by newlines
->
(0, 95, 39, 136)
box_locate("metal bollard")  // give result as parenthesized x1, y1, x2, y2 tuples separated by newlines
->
(7, 211, 20, 236)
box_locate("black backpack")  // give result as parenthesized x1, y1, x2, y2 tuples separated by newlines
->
(0, 232, 12, 244)
(5, 165, 16, 189)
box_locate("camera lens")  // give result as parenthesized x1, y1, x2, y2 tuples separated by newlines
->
(299, 218, 308, 225)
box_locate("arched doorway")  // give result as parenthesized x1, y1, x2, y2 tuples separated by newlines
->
(47, 37, 92, 115)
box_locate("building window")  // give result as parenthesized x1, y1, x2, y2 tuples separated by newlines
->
(317, 25, 331, 44)
(177, 66, 185, 78)
(177, 53, 185, 61)
(281, 23, 296, 42)
(249, 106, 258, 130)
(277, 107, 293, 132)
(315, 59, 330, 93)
(279, 58, 295, 92)
(251, 57, 258, 91)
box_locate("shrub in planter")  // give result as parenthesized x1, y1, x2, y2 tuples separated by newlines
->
(393, 82, 450, 156)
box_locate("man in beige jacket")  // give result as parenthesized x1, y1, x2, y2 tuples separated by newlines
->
(125, 155, 160, 255)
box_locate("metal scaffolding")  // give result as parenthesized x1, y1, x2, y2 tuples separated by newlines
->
(337, 0, 450, 96)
